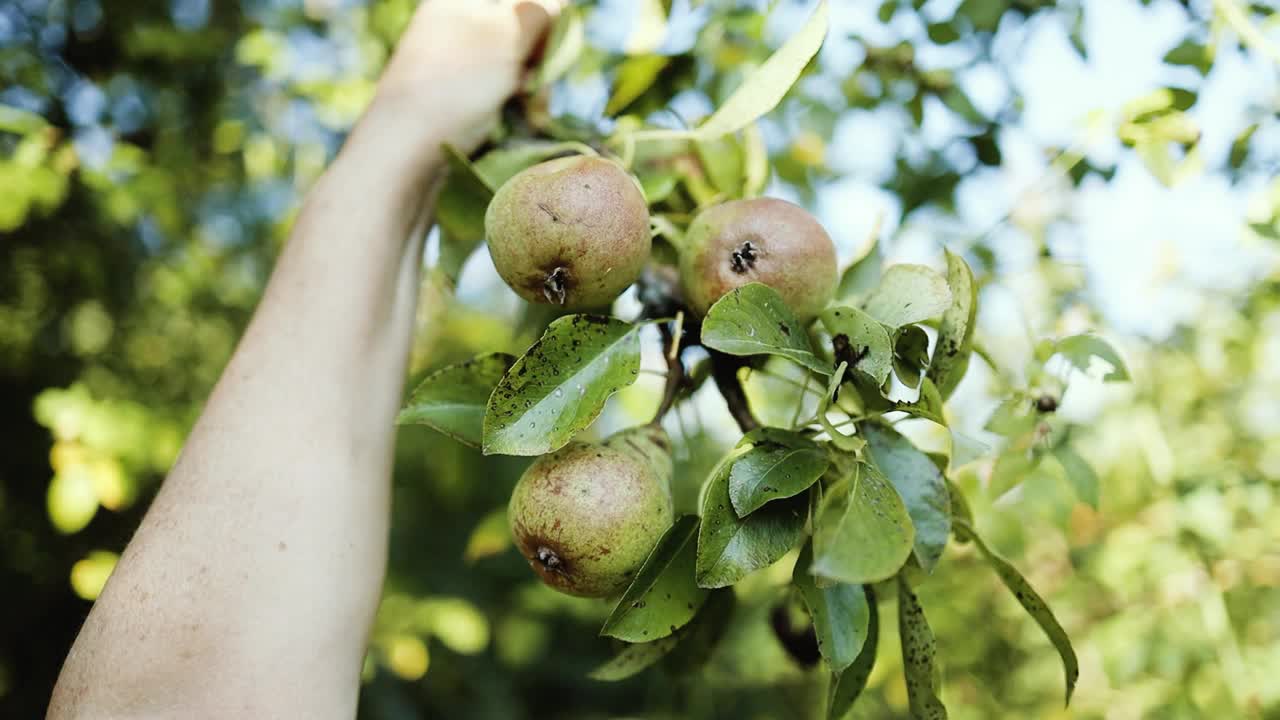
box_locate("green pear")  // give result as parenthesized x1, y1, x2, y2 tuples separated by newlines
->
(508, 425, 674, 598)
(678, 198, 837, 317)
(485, 156, 651, 309)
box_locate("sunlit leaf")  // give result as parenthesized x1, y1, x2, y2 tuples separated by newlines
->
(838, 245, 883, 304)
(742, 123, 770, 197)
(862, 424, 950, 572)
(696, 135, 745, 198)
(601, 516, 708, 642)
(820, 306, 892, 385)
(811, 462, 914, 584)
(398, 353, 515, 447)
(955, 521, 1079, 706)
(607, 54, 671, 116)
(862, 264, 952, 329)
(696, 448, 807, 588)
(483, 316, 640, 456)
(793, 540, 870, 673)
(702, 283, 834, 376)
(531, 5, 585, 91)
(463, 506, 511, 563)
(928, 250, 978, 399)
(630, 1, 828, 142)
(827, 586, 878, 719)
(1055, 334, 1130, 382)
(898, 576, 948, 719)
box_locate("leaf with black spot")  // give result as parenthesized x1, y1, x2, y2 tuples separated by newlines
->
(702, 283, 834, 376)
(601, 516, 708, 643)
(696, 448, 807, 588)
(954, 521, 1079, 706)
(793, 540, 870, 673)
(483, 315, 641, 456)
(397, 353, 515, 447)
(828, 586, 879, 720)
(898, 576, 948, 720)
(863, 424, 951, 573)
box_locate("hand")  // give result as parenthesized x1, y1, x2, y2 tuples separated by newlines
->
(369, 0, 561, 156)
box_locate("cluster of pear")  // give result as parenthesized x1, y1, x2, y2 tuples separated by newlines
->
(485, 155, 838, 597)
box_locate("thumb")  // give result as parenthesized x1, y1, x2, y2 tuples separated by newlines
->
(514, 1, 558, 62)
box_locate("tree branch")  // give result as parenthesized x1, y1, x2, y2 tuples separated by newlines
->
(710, 350, 760, 433)
(651, 321, 685, 426)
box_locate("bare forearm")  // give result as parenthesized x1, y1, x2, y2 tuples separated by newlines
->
(49, 103, 441, 719)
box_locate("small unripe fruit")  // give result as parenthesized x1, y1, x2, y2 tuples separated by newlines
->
(678, 198, 837, 317)
(485, 156, 651, 309)
(508, 425, 674, 598)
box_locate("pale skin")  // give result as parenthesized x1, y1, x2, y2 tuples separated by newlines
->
(47, 2, 560, 717)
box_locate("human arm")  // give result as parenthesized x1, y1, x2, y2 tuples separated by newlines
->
(47, 2, 556, 718)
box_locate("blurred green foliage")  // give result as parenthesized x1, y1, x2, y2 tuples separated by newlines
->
(2, 0, 1279, 718)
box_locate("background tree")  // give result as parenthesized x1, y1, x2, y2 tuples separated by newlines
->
(2, 0, 1278, 718)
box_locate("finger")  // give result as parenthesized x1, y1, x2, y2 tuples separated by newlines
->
(513, 0, 557, 61)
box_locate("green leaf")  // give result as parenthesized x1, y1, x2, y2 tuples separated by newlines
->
(473, 142, 592, 189)
(811, 462, 914, 584)
(742, 123, 770, 197)
(955, 522, 1079, 707)
(837, 246, 883, 304)
(696, 449, 807, 588)
(531, 5, 585, 91)
(946, 481, 973, 528)
(821, 305, 892, 385)
(985, 396, 1035, 437)
(696, 135, 745, 197)
(634, 1, 828, 142)
(702, 283, 834, 375)
(435, 144, 496, 281)
(607, 54, 671, 116)
(1055, 334, 1130, 382)
(661, 589, 737, 674)
(794, 540, 870, 673)
(602, 515, 708, 642)
(862, 264, 953, 329)
(1164, 38, 1212, 74)
(397, 353, 516, 447)
(462, 506, 511, 563)
(827, 585, 878, 719)
(817, 363, 866, 453)
(926, 21, 960, 44)
(892, 378, 946, 426)
(990, 449, 1036, 498)
(588, 634, 682, 681)
(950, 431, 989, 469)
(927, 250, 978, 399)
(0, 104, 49, 135)
(1053, 445, 1099, 508)
(729, 439, 828, 517)
(483, 316, 641, 456)
(898, 576, 948, 720)
(862, 424, 951, 573)
(893, 325, 931, 389)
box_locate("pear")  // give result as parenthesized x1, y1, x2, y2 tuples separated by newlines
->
(485, 156, 651, 309)
(508, 425, 674, 598)
(678, 198, 837, 318)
